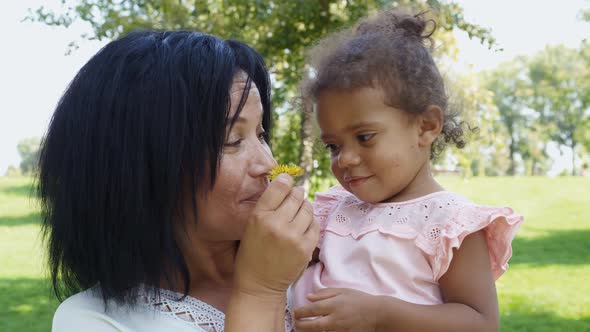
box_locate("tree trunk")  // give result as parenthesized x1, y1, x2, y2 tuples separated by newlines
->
(571, 142, 576, 176)
(298, 0, 331, 195)
(299, 106, 314, 194)
(508, 135, 516, 176)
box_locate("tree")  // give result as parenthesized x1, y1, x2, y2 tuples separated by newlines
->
(443, 72, 510, 177)
(5, 166, 22, 177)
(518, 121, 551, 176)
(17, 137, 41, 175)
(484, 58, 533, 175)
(578, 41, 590, 154)
(29, 0, 496, 188)
(527, 45, 590, 175)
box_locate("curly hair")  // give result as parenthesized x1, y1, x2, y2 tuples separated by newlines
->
(301, 10, 468, 159)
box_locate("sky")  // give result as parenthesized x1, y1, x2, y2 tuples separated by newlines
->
(1, 0, 589, 176)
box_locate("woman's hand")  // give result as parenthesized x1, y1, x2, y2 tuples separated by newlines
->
(294, 288, 380, 332)
(233, 173, 320, 298)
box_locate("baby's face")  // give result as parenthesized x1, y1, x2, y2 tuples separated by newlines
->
(316, 87, 430, 203)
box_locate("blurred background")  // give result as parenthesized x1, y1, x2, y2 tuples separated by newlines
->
(0, 1, 588, 331)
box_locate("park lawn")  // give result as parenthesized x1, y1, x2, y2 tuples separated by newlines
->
(0, 176, 57, 332)
(437, 176, 590, 331)
(1, 176, 589, 331)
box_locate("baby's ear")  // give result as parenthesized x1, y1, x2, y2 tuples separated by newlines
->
(417, 105, 443, 147)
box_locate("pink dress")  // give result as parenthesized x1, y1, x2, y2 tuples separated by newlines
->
(289, 186, 523, 308)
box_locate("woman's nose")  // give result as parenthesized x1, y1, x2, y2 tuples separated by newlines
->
(249, 140, 277, 177)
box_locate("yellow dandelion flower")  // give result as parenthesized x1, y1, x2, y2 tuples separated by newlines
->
(268, 164, 304, 180)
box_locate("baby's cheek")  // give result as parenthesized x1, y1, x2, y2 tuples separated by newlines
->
(382, 152, 402, 169)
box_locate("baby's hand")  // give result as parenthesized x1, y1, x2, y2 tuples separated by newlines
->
(294, 288, 380, 332)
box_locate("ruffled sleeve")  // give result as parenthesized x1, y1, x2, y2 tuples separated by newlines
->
(420, 203, 523, 281)
(312, 186, 348, 244)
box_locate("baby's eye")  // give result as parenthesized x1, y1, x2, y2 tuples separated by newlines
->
(324, 143, 339, 154)
(357, 133, 375, 142)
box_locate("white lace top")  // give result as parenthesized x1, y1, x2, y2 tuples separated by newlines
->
(52, 287, 295, 332)
(140, 289, 226, 331)
(139, 288, 295, 332)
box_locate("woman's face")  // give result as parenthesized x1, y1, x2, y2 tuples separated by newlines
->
(193, 74, 276, 241)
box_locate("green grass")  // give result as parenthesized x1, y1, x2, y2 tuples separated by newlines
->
(1, 176, 589, 331)
(437, 176, 590, 331)
(0, 176, 57, 332)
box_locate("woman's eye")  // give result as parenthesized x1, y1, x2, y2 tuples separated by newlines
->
(258, 131, 269, 142)
(225, 139, 242, 147)
(358, 133, 375, 142)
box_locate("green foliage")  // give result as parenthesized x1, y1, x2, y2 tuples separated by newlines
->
(271, 109, 301, 165)
(28, 0, 497, 105)
(28, 0, 497, 181)
(481, 43, 590, 176)
(484, 58, 532, 175)
(16, 137, 41, 175)
(577, 41, 590, 154)
(442, 72, 512, 177)
(527, 45, 590, 175)
(4, 166, 22, 177)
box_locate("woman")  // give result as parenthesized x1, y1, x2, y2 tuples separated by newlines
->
(38, 30, 318, 331)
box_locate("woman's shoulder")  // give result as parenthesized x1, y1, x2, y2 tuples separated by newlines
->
(53, 288, 104, 319)
(52, 289, 126, 331)
(52, 288, 202, 332)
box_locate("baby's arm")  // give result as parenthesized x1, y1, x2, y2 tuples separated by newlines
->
(373, 230, 499, 332)
(295, 231, 499, 332)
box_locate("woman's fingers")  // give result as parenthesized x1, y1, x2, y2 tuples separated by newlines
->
(257, 173, 307, 225)
(235, 173, 318, 297)
(255, 174, 293, 211)
(273, 185, 306, 223)
(290, 200, 315, 235)
(304, 213, 320, 245)
(287, 199, 318, 264)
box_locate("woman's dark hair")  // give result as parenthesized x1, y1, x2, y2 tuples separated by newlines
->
(37, 30, 272, 306)
(302, 10, 469, 159)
